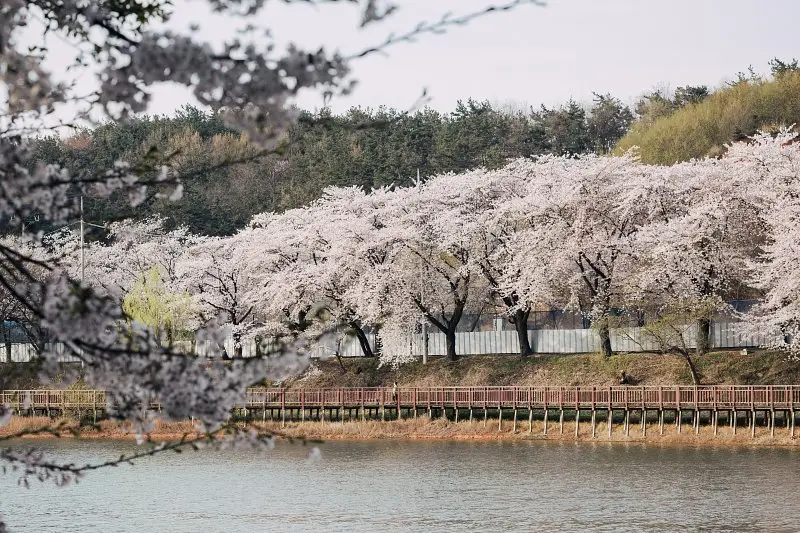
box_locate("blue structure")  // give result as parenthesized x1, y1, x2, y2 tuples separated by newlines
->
(0, 321, 30, 343)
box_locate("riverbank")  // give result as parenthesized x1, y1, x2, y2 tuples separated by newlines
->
(3, 349, 798, 448)
(4, 415, 798, 448)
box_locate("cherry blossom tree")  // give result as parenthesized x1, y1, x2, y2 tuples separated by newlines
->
(80, 216, 200, 300)
(362, 174, 492, 362)
(293, 188, 390, 358)
(238, 210, 320, 339)
(503, 154, 679, 358)
(296, 184, 418, 364)
(472, 162, 558, 356)
(244, 187, 400, 361)
(66, 217, 205, 348)
(630, 156, 765, 355)
(735, 131, 800, 354)
(2, 2, 545, 527)
(0, 234, 63, 359)
(177, 231, 266, 358)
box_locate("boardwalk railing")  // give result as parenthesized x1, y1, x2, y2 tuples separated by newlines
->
(3, 386, 799, 412)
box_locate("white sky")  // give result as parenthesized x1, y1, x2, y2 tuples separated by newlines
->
(42, 0, 800, 117)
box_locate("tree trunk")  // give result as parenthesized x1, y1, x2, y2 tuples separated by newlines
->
(374, 329, 383, 358)
(349, 321, 375, 358)
(418, 290, 467, 362)
(512, 309, 532, 357)
(442, 296, 468, 362)
(683, 352, 701, 385)
(598, 323, 613, 358)
(2, 321, 10, 363)
(233, 333, 243, 359)
(334, 339, 346, 372)
(696, 317, 711, 355)
(0, 323, 9, 363)
(444, 327, 458, 362)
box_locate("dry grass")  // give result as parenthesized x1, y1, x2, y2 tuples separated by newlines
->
(250, 417, 800, 448)
(3, 415, 798, 448)
(1, 416, 200, 440)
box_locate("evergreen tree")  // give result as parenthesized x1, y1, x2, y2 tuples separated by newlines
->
(534, 99, 591, 156)
(587, 93, 634, 154)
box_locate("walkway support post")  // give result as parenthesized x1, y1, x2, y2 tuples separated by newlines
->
(280, 389, 286, 428)
(543, 387, 548, 436)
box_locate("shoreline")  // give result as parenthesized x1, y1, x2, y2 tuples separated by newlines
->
(3, 416, 799, 448)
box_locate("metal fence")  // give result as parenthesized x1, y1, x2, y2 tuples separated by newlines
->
(406, 321, 772, 356)
(0, 319, 775, 363)
(0, 343, 80, 363)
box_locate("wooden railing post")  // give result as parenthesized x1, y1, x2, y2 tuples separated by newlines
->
(280, 389, 286, 427)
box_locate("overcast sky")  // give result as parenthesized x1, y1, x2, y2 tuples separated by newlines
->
(46, 0, 800, 117)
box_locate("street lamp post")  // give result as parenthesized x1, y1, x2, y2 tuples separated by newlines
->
(417, 169, 428, 365)
(80, 196, 85, 283)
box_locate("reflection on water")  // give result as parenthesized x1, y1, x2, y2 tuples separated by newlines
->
(2, 439, 799, 532)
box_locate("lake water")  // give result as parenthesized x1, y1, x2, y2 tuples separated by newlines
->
(2, 439, 799, 532)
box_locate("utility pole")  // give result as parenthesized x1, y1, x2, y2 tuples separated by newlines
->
(80, 195, 85, 283)
(417, 169, 428, 365)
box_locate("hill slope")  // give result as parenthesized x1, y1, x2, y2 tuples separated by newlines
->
(615, 72, 800, 164)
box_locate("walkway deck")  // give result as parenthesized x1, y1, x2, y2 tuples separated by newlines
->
(3, 386, 799, 438)
(3, 385, 799, 411)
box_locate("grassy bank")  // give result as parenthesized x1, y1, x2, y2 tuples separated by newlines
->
(3, 349, 796, 392)
(614, 71, 800, 164)
(290, 349, 800, 389)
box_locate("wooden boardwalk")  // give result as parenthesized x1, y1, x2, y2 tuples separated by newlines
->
(3, 385, 799, 438)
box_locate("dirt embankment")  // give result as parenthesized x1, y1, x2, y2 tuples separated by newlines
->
(288, 349, 800, 389)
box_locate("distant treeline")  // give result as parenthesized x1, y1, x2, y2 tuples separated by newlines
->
(21, 58, 800, 236)
(27, 97, 633, 236)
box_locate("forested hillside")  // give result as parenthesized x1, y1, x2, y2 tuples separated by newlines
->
(24, 97, 633, 236)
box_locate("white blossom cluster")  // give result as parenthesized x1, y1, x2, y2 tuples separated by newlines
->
(46, 132, 796, 368)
